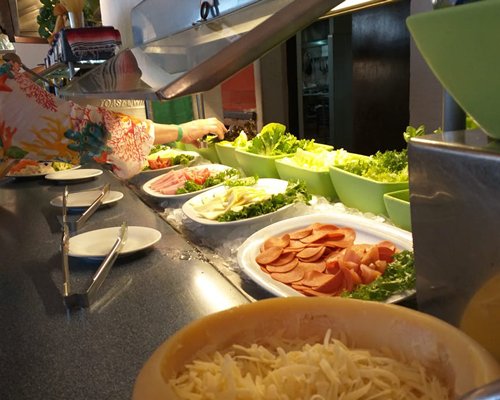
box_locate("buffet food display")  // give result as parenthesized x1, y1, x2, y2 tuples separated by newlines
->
(132, 297, 500, 400)
(6, 121, 498, 400)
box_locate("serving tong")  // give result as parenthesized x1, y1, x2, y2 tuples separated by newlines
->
(60, 185, 128, 309)
(62, 183, 110, 232)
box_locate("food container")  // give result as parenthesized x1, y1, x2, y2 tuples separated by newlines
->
(329, 165, 409, 216)
(184, 143, 220, 164)
(406, 1, 500, 139)
(132, 297, 500, 400)
(383, 188, 411, 231)
(214, 142, 240, 169)
(234, 148, 289, 178)
(275, 158, 338, 200)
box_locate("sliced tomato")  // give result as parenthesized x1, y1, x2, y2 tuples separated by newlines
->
(184, 168, 210, 184)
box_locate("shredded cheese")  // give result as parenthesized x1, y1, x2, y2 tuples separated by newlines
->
(167, 330, 450, 400)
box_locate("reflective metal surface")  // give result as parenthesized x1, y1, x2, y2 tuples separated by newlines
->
(61, 0, 346, 100)
(408, 129, 500, 362)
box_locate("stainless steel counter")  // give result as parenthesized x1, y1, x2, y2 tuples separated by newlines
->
(0, 167, 250, 400)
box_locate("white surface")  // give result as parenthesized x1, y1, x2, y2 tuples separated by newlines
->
(182, 178, 291, 226)
(142, 164, 234, 200)
(13, 43, 49, 69)
(69, 226, 162, 258)
(237, 212, 413, 301)
(45, 168, 103, 181)
(100, 0, 142, 48)
(50, 190, 124, 208)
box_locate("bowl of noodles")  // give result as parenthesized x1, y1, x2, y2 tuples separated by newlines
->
(132, 297, 500, 400)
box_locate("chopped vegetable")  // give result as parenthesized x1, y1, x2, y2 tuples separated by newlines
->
(342, 250, 415, 301)
(216, 180, 311, 222)
(339, 150, 408, 182)
(176, 168, 239, 194)
(224, 176, 258, 187)
(280, 148, 351, 172)
(144, 146, 195, 171)
(8, 160, 74, 175)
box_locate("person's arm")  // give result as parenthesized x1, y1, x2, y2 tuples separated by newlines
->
(1, 57, 226, 179)
(152, 118, 227, 145)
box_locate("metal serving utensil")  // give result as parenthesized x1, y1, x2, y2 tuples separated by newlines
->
(62, 222, 128, 309)
(61, 186, 71, 297)
(73, 183, 110, 230)
(60, 184, 110, 232)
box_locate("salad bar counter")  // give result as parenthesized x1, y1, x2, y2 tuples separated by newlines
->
(0, 126, 420, 399)
(2, 127, 500, 398)
(0, 167, 250, 400)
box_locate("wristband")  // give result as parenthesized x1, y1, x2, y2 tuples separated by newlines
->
(177, 125, 183, 141)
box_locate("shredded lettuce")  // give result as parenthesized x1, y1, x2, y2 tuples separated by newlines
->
(280, 148, 351, 172)
(339, 150, 408, 182)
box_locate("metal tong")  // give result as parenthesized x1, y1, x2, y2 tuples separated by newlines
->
(61, 221, 128, 309)
(63, 184, 110, 232)
(60, 185, 128, 309)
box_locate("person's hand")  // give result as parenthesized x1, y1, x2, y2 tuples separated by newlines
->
(179, 117, 227, 146)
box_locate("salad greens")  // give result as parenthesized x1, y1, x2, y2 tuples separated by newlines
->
(403, 125, 427, 143)
(216, 180, 311, 222)
(280, 148, 350, 172)
(339, 150, 409, 182)
(176, 168, 239, 194)
(224, 176, 259, 187)
(219, 131, 249, 149)
(52, 161, 74, 171)
(245, 123, 320, 156)
(342, 250, 415, 301)
(149, 144, 173, 155)
(336, 124, 429, 183)
(144, 145, 195, 171)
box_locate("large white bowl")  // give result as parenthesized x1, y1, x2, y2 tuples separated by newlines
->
(132, 297, 500, 400)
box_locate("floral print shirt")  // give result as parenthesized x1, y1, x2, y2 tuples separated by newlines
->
(0, 62, 154, 179)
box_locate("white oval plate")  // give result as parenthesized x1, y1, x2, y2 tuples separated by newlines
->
(7, 161, 80, 178)
(182, 178, 293, 226)
(237, 213, 414, 303)
(45, 168, 103, 181)
(141, 150, 200, 174)
(50, 190, 124, 208)
(142, 164, 236, 200)
(69, 226, 162, 258)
